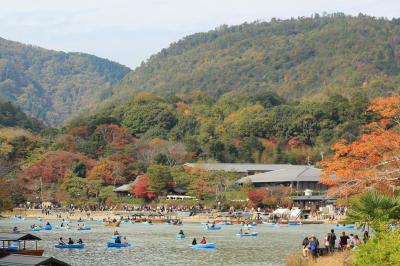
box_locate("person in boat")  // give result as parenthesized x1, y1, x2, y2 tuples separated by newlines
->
(68, 238, 74, 245)
(60, 222, 64, 227)
(200, 236, 207, 244)
(59, 237, 66, 245)
(115, 236, 122, 244)
(192, 238, 197, 245)
(77, 239, 83, 244)
(114, 230, 119, 236)
(122, 237, 128, 244)
(178, 230, 184, 235)
(46, 221, 50, 226)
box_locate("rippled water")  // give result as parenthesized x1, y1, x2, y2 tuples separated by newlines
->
(0, 219, 359, 266)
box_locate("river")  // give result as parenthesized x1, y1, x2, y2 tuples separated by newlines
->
(0, 219, 359, 265)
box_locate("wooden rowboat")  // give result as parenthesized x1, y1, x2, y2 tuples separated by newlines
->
(104, 221, 121, 227)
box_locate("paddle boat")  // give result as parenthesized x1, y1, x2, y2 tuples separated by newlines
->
(205, 225, 222, 230)
(288, 222, 303, 226)
(236, 232, 258, 237)
(55, 226, 71, 230)
(11, 216, 25, 221)
(77, 227, 91, 231)
(142, 221, 153, 225)
(335, 224, 355, 229)
(217, 222, 232, 226)
(191, 243, 216, 249)
(107, 242, 131, 248)
(30, 227, 42, 232)
(176, 234, 185, 239)
(55, 244, 85, 249)
(241, 224, 253, 229)
(41, 225, 52, 230)
(104, 221, 121, 227)
(262, 222, 277, 226)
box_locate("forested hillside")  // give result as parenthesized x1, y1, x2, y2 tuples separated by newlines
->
(114, 14, 400, 102)
(0, 37, 130, 126)
(0, 98, 42, 131)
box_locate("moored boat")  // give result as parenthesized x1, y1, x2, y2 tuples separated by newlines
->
(0, 233, 44, 258)
(55, 244, 85, 249)
(288, 222, 302, 226)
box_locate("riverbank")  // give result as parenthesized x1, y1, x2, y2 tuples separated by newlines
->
(286, 251, 353, 266)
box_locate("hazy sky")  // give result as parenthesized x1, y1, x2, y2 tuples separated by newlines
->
(0, 0, 399, 68)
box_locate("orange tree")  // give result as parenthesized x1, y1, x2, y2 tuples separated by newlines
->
(321, 95, 400, 195)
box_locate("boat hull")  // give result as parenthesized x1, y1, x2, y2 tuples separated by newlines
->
(191, 243, 216, 249)
(104, 221, 121, 227)
(55, 244, 85, 249)
(107, 242, 131, 248)
(236, 233, 258, 237)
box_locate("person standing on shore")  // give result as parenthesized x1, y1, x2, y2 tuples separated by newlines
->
(302, 236, 310, 257)
(363, 231, 369, 243)
(327, 229, 336, 253)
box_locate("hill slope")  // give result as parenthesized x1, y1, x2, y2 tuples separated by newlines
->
(0, 97, 42, 132)
(0, 38, 130, 126)
(114, 14, 400, 102)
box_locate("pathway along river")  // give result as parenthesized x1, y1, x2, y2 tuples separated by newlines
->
(0, 219, 359, 265)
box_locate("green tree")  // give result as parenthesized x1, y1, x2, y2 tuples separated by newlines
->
(147, 165, 173, 195)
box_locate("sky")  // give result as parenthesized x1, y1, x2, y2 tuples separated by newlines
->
(0, 0, 399, 69)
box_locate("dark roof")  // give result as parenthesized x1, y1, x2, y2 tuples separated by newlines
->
(0, 254, 70, 266)
(0, 233, 41, 241)
(184, 163, 293, 173)
(237, 166, 321, 184)
(292, 195, 335, 201)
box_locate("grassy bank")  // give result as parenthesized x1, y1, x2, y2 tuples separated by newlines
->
(286, 251, 353, 266)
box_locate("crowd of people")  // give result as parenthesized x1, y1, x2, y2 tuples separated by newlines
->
(302, 229, 369, 258)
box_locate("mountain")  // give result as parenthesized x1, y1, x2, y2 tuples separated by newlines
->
(113, 14, 400, 102)
(0, 37, 130, 126)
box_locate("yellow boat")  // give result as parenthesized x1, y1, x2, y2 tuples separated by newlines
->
(104, 221, 121, 227)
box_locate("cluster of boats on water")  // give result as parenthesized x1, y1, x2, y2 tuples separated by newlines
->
(5, 215, 356, 253)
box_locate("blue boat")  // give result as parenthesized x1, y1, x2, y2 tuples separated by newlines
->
(122, 221, 132, 225)
(206, 226, 221, 230)
(0, 246, 18, 251)
(107, 242, 131, 248)
(77, 227, 91, 231)
(288, 222, 302, 226)
(217, 222, 232, 226)
(191, 243, 216, 249)
(41, 225, 52, 230)
(55, 244, 85, 249)
(176, 234, 185, 239)
(236, 232, 258, 237)
(335, 225, 355, 229)
(55, 226, 71, 230)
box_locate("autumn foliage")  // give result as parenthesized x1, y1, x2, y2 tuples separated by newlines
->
(321, 95, 400, 195)
(132, 175, 155, 199)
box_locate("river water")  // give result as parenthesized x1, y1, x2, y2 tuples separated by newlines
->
(0, 219, 359, 266)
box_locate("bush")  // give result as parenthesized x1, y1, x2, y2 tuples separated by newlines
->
(354, 228, 400, 266)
